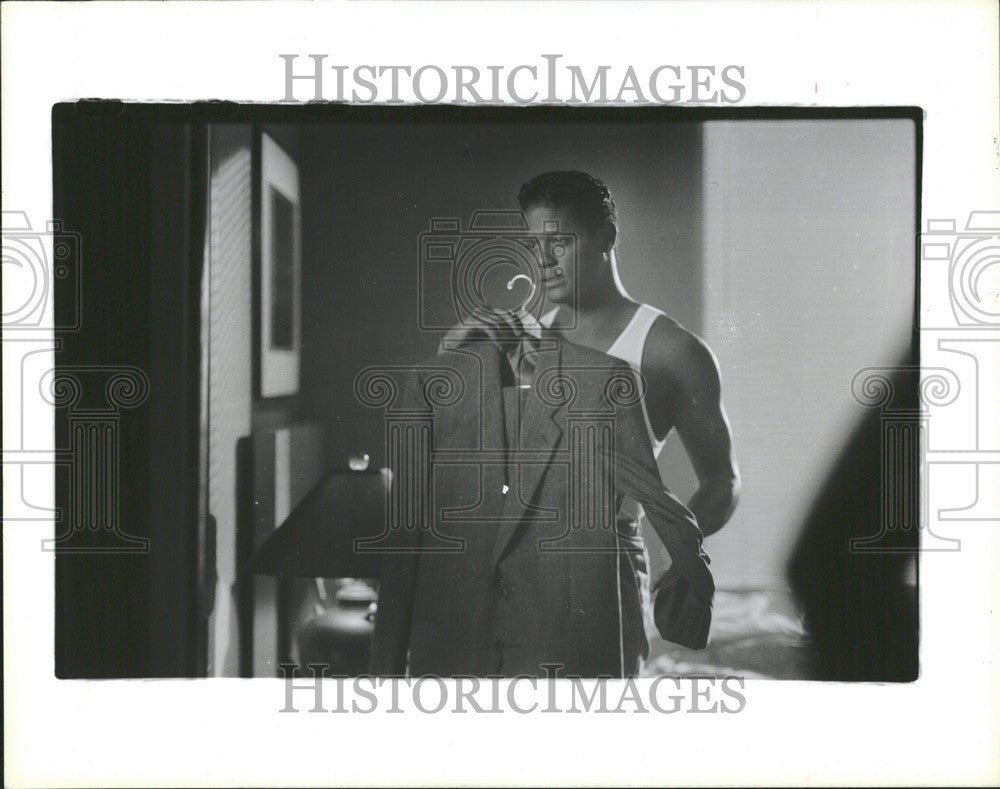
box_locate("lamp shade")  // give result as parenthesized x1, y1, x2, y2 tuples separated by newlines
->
(250, 468, 388, 578)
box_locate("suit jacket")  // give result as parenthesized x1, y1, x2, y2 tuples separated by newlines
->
(368, 336, 714, 677)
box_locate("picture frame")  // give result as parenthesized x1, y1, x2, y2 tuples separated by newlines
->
(259, 132, 301, 397)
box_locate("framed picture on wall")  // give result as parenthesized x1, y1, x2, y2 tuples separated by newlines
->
(259, 132, 301, 397)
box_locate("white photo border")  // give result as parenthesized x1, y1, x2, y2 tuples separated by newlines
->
(2, 1, 998, 787)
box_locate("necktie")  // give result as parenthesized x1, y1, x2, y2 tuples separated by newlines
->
(489, 309, 540, 388)
(440, 308, 543, 387)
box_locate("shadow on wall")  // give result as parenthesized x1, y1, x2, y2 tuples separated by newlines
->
(787, 354, 920, 682)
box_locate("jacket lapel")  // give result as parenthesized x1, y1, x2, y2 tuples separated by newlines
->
(438, 341, 506, 454)
(489, 338, 564, 570)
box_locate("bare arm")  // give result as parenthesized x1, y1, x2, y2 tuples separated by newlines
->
(643, 321, 740, 537)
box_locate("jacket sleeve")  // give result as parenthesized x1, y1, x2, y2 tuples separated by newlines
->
(604, 363, 716, 649)
(368, 367, 424, 676)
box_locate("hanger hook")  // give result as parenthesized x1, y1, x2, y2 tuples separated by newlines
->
(505, 273, 536, 313)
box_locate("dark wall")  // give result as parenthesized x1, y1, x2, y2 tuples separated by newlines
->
(297, 118, 703, 470)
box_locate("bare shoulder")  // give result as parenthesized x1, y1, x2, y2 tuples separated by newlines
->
(642, 315, 723, 396)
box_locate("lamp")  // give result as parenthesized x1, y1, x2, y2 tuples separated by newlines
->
(250, 459, 389, 579)
(249, 457, 390, 675)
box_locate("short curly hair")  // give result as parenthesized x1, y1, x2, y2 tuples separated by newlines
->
(517, 170, 618, 244)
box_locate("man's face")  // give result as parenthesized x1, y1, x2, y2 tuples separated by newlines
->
(524, 202, 608, 307)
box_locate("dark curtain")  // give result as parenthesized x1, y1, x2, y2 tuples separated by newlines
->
(52, 103, 207, 678)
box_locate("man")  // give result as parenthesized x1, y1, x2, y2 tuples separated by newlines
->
(368, 321, 714, 678)
(369, 172, 737, 676)
(518, 170, 740, 540)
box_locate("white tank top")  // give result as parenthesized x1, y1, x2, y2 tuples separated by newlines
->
(539, 303, 666, 456)
(607, 304, 668, 650)
(606, 304, 667, 458)
(539, 303, 666, 651)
